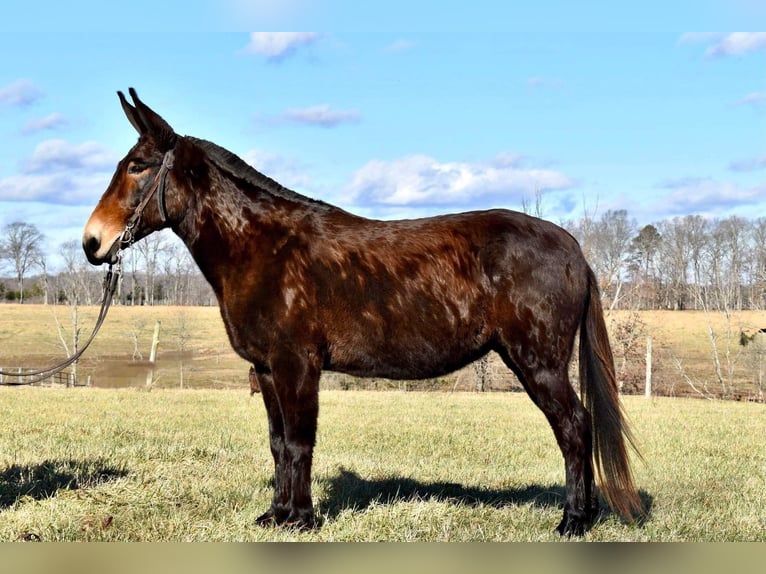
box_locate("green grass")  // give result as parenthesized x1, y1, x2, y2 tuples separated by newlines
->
(0, 389, 762, 541)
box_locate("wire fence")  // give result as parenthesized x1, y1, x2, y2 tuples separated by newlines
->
(0, 368, 88, 387)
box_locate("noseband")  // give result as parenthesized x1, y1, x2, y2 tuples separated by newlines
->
(119, 148, 175, 249)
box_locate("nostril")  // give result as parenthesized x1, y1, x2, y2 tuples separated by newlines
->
(84, 234, 100, 256)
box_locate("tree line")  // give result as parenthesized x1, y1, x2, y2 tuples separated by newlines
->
(2, 211, 766, 311)
(565, 210, 766, 313)
(0, 223, 214, 306)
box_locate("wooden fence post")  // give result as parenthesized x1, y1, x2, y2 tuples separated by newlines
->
(146, 320, 161, 388)
(645, 335, 652, 398)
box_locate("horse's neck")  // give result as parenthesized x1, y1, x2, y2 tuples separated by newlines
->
(176, 179, 311, 295)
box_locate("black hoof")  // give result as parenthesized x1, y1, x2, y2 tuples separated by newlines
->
(256, 506, 317, 531)
(255, 506, 289, 527)
(284, 509, 317, 531)
(555, 511, 592, 537)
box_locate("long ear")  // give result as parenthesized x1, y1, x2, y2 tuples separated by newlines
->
(118, 90, 145, 134)
(128, 87, 176, 139)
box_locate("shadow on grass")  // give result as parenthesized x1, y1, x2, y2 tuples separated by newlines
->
(317, 467, 654, 527)
(317, 467, 565, 518)
(0, 458, 128, 509)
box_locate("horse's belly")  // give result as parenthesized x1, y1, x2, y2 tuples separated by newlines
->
(326, 320, 487, 380)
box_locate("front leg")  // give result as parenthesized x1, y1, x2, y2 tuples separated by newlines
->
(256, 348, 321, 530)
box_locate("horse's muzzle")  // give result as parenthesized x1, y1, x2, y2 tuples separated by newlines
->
(82, 230, 122, 266)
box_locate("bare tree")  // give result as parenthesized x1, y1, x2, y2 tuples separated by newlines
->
(162, 238, 197, 305)
(695, 216, 751, 399)
(59, 240, 94, 305)
(135, 231, 170, 305)
(1, 221, 44, 303)
(124, 246, 141, 305)
(749, 217, 766, 310)
(472, 355, 490, 392)
(609, 311, 647, 393)
(53, 240, 90, 387)
(37, 253, 50, 305)
(655, 216, 709, 310)
(684, 215, 710, 308)
(581, 210, 636, 310)
(708, 216, 749, 313)
(628, 224, 662, 308)
(521, 186, 545, 219)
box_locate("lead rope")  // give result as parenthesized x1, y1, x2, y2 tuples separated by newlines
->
(0, 257, 122, 386)
(0, 148, 174, 386)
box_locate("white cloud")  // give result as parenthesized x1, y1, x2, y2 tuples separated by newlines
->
(0, 139, 117, 205)
(345, 153, 574, 209)
(0, 79, 43, 107)
(244, 32, 320, 60)
(705, 32, 766, 57)
(735, 91, 766, 108)
(0, 172, 111, 205)
(658, 177, 766, 216)
(21, 140, 116, 174)
(254, 104, 362, 129)
(242, 148, 312, 190)
(282, 104, 361, 128)
(21, 112, 67, 134)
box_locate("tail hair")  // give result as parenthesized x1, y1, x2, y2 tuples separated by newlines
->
(579, 268, 643, 520)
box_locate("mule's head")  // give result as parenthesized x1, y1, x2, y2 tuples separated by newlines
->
(82, 88, 179, 265)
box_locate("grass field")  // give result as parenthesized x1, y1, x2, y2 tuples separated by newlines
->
(0, 388, 763, 541)
(1, 304, 766, 399)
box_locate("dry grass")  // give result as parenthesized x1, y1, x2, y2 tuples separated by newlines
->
(0, 389, 762, 541)
(607, 309, 766, 399)
(2, 304, 765, 399)
(0, 304, 249, 389)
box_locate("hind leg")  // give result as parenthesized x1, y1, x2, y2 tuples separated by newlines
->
(499, 351, 598, 535)
(253, 365, 291, 525)
(537, 372, 597, 535)
(542, 380, 599, 537)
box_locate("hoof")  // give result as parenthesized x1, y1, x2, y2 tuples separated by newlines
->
(256, 506, 316, 531)
(284, 509, 317, 531)
(255, 506, 289, 527)
(555, 511, 592, 537)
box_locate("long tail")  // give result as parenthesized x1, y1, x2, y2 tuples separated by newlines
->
(579, 267, 643, 521)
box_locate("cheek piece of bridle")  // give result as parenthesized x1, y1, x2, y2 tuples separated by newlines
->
(117, 149, 175, 251)
(0, 150, 175, 386)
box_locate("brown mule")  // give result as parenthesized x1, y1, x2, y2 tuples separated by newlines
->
(83, 89, 642, 535)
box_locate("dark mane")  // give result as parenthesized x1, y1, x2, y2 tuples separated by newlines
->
(186, 136, 331, 209)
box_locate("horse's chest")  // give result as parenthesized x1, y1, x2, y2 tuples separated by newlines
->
(217, 297, 276, 362)
(218, 285, 318, 363)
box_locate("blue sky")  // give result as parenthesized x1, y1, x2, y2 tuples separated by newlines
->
(0, 3, 764, 271)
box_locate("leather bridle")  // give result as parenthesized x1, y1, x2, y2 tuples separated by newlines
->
(116, 148, 175, 251)
(0, 149, 175, 386)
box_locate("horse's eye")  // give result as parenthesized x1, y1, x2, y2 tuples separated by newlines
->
(127, 162, 147, 175)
